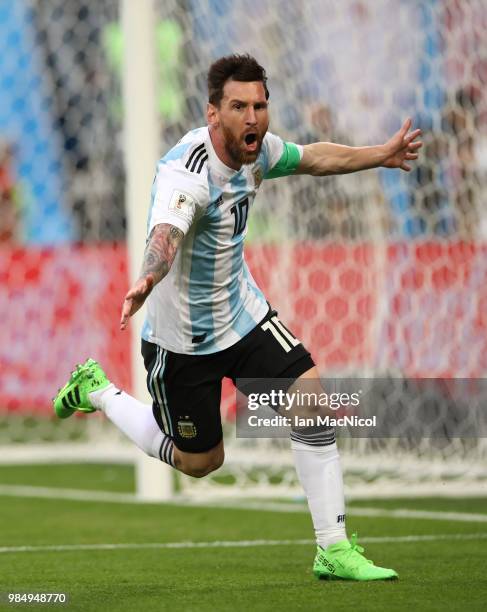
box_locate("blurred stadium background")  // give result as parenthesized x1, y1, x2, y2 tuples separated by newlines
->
(1, 0, 487, 504)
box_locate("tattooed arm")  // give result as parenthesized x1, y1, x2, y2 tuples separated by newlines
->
(120, 223, 184, 330)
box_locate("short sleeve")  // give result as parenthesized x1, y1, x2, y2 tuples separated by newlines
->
(264, 138, 304, 180)
(263, 132, 286, 173)
(148, 161, 208, 236)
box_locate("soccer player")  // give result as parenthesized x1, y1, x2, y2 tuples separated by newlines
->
(54, 54, 422, 581)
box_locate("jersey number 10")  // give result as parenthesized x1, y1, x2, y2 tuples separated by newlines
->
(231, 198, 249, 236)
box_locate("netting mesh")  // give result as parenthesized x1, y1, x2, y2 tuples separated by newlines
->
(1, 0, 487, 496)
(0, 0, 128, 444)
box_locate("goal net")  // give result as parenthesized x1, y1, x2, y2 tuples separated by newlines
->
(2, 0, 487, 500)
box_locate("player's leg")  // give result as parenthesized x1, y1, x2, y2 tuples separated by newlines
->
(288, 365, 346, 548)
(227, 307, 397, 581)
(54, 354, 224, 477)
(53, 358, 178, 467)
(290, 370, 397, 580)
(173, 440, 224, 478)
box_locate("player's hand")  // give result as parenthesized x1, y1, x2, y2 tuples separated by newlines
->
(120, 275, 154, 330)
(382, 118, 423, 172)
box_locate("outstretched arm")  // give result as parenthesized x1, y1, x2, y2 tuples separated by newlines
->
(296, 118, 422, 176)
(120, 223, 184, 330)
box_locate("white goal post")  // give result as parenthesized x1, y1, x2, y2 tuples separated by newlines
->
(121, 0, 173, 500)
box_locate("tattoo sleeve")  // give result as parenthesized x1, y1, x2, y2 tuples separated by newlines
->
(139, 223, 184, 285)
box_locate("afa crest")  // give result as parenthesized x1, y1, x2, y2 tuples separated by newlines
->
(252, 166, 263, 188)
(177, 418, 197, 439)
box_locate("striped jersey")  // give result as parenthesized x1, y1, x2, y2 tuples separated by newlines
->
(142, 126, 302, 355)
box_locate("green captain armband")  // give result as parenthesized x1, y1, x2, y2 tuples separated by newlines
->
(264, 142, 302, 179)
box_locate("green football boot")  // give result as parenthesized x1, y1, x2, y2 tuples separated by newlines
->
(313, 533, 398, 581)
(53, 358, 111, 419)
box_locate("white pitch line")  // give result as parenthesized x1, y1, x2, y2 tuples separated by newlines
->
(0, 485, 137, 503)
(1, 485, 487, 523)
(1, 533, 487, 555)
(347, 507, 487, 523)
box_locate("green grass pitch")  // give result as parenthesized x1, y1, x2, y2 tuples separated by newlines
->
(1, 464, 486, 611)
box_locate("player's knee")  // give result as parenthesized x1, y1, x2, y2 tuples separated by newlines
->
(180, 458, 223, 478)
(176, 445, 224, 478)
(183, 463, 215, 478)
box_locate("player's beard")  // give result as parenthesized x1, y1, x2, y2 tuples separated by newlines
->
(221, 123, 263, 166)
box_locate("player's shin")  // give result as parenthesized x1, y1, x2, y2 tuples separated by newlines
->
(90, 385, 176, 468)
(290, 428, 346, 548)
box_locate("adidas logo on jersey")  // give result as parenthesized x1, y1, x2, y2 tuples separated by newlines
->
(185, 143, 208, 174)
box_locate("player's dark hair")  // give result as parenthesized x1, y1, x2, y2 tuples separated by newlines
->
(208, 54, 269, 107)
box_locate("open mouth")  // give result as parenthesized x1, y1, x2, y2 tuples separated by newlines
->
(243, 133, 259, 153)
(244, 133, 257, 145)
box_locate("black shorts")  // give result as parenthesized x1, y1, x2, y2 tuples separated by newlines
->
(141, 306, 315, 453)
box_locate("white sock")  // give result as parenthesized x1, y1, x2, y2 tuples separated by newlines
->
(291, 440, 347, 549)
(89, 384, 175, 467)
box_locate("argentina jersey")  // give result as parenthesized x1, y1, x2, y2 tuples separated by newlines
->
(142, 127, 300, 355)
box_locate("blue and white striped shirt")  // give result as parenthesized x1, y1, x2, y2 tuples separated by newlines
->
(142, 126, 299, 354)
